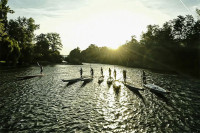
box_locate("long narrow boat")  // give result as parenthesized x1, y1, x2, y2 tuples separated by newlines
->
(81, 77, 93, 82)
(62, 78, 82, 82)
(107, 77, 114, 84)
(98, 76, 104, 83)
(113, 80, 121, 89)
(144, 83, 170, 94)
(124, 82, 144, 91)
(16, 74, 44, 79)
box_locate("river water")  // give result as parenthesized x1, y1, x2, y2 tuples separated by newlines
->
(0, 64, 199, 132)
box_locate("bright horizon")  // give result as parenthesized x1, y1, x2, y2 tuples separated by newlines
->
(8, 0, 199, 55)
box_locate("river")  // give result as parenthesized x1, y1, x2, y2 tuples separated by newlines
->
(0, 64, 200, 132)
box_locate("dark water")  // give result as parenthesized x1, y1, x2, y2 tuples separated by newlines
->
(0, 64, 200, 132)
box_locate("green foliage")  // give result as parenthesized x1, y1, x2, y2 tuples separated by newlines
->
(34, 33, 63, 63)
(8, 17, 39, 46)
(66, 47, 82, 64)
(46, 33, 62, 52)
(196, 9, 200, 18)
(8, 17, 40, 64)
(0, 1, 63, 65)
(0, 37, 20, 65)
(0, 0, 14, 31)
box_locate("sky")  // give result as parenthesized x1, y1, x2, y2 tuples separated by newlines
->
(7, 0, 200, 55)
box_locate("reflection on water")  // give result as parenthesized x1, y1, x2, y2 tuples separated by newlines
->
(0, 64, 200, 132)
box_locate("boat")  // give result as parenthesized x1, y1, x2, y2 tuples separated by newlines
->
(113, 80, 121, 89)
(124, 82, 144, 91)
(143, 83, 170, 94)
(81, 77, 93, 82)
(107, 77, 114, 84)
(98, 76, 104, 83)
(62, 78, 81, 82)
(16, 74, 44, 79)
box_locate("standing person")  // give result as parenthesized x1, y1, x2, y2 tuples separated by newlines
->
(37, 62, 43, 74)
(142, 70, 146, 84)
(109, 68, 111, 77)
(80, 68, 83, 78)
(91, 67, 94, 78)
(114, 69, 116, 79)
(101, 67, 103, 76)
(123, 70, 127, 83)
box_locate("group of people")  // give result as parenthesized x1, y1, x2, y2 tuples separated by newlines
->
(79, 67, 94, 78)
(79, 67, 127, 82)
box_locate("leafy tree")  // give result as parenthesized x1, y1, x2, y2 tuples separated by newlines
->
(35, 33, 49, 56)
(0, 20, 5, 41)
(196, 9, 200, 18)
(8, 17, 39, 64)
(46, 33, 62, 52)
(66, 47, 82, 64)
(34, 33, 63, 63)
(0, 0, 14, 32)
(0, 36, 20, 65)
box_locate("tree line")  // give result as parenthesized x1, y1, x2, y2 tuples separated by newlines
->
(0, 0, 63, 66)
(67, 10, 200, 77)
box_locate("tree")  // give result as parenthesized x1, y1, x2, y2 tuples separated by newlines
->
(35, 33, 49, 55)
(196, 9, 200, 18)
(0, 36, 20, 65)
(46, 33, 62, 52)
(0, 20, 5, 41)
(34, 33, 63, 63)
(66, 47, 82, 64)
(8, 17, 39, 64)
(0, 0, 14, 32)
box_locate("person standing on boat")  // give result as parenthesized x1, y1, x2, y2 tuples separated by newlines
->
(101, 67, 103, 76)
(80, 68, 83, 78)
(109, 68, 111, 77)
(37, 62, 43, 74)
(123, 70, 127, 83)
(40, 65, 43, 74)
(142, 70, 146, 84)
(91, 67, 94, 78)
(114, 69, 116, 79)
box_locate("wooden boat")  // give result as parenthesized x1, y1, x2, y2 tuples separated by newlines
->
(113, 80, 121, 89)
(16, 74, 44, 79)
(81, 77, 93, 82)
(62, 78, 81, 82)
(107, 77, 114, 84)
(98, 76, 104, 83)
(124, 82, 144, 91)
(144, 83, 170, 94)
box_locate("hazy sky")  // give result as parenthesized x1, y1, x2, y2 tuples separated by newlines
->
(8, 0, 200, 54)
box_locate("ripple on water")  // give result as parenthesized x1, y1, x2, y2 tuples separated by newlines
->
(0, 64, 200, 132)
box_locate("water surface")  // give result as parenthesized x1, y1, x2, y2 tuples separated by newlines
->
(0, 64, 200, 132)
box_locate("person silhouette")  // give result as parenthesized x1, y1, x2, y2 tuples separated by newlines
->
(91, 67, 94, 78)
(37, 62, 43, 74)
(142, 70, 146, 84)
(114, 69, 116, 79)
(80, 68, 83, 78)
(109, 68, 111, 77)
(101, 67, 103, 76)
(123, 70, 127, 83)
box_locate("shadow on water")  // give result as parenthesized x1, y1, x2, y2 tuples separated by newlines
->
(98, 80, 103, 85)
(66, 81, 79, 87)
(81, 80, 93, 88)
(150, 90, 169, 104)
(16, 75, 43, 81)
(114, 88, 120, 96)
(107, 83, 112, 88)
(16, 77, 35, 81)
(126, 86, 146, 105)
